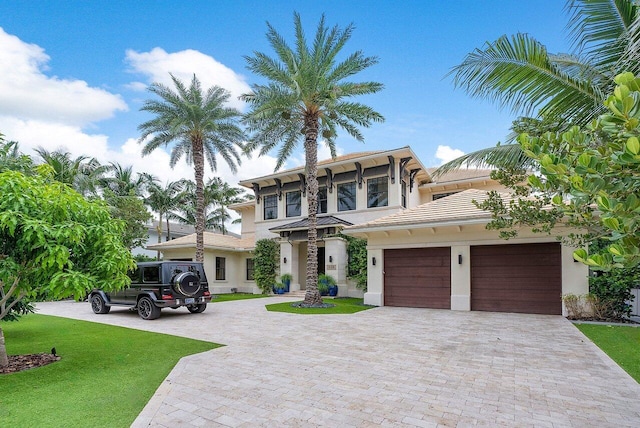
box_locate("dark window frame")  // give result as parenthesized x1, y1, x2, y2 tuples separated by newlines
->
(401, 179, 407, 208)
(263, 194, 278, 220)
(215, 257, 226, 281)
(286, 190, 302, 217)
(432, 191, 459, 201)
(367, 176, 389, 208)
(317, 186, 328, 214)
(142, 266, 160, 283)
(337, 181, 356, 212)
(246, 258, 255, 281)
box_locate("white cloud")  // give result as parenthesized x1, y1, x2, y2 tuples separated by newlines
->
(434, 145, 465, 165)
(125, 47, 250, 110)
(0, 27, 127, 127)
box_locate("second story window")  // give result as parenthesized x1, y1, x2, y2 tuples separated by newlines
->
(317, 187, 327, 214)
(367, 176, 388, 208)
(337, 181, 356, 211)
(401, 180, 407, 208)
(263, 194, 278, 220)
(286, 191, 301, 217)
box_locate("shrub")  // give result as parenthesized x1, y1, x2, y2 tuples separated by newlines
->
(254, 239, 279, 294)
(345, 236, 367, 291)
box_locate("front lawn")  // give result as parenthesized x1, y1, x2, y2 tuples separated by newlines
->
(266, 297, 375, 314)
(0, 314, 219, 427)
(575, 323, 640, 383)
(212, 292, 269, 302)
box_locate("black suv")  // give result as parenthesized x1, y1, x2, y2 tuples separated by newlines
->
(89, 261, 212, 320)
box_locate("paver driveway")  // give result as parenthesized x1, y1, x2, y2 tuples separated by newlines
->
(37, 298, 640, 427)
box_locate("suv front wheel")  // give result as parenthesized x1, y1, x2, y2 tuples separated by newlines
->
(137, 296, 161, 320)
(91, 294, 110, 314)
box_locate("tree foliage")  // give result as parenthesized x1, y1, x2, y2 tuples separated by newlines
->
(253, 239, 279, 294)
(476, 72, 640, 271)
(345, 235, 368, 291)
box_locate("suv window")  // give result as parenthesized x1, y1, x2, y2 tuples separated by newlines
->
(142, 266, 160, 283)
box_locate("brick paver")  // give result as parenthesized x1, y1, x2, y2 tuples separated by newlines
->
(36, 299, 640, 427)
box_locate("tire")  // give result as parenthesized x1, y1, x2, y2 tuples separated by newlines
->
(137, 296, 161, 320)
(187, 303, 207, 314)
(173, 271, 201, 297)
(90, 294, 110, 314)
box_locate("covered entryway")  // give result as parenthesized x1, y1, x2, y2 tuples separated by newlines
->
(471, 242, 562, 315)
(384, 247, 451, 308)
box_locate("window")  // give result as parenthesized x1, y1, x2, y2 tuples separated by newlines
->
(246, 258, 254, 281)
(401, 180, 407, 208)
(215, 257, 226, 280)
(142, 266, 160, 283)
(367, 176, 388, 208)
(286, 191, 301, 217)
(263, 194, 277, 220)
(337, 182, 356, 211)
(317, 187, 327, 214)
(432, 191, 459, 201)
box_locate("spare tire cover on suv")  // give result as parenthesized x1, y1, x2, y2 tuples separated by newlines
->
(173, 271, 201, 297)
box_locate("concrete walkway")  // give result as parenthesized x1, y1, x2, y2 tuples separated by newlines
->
(37, 299, 640, 427)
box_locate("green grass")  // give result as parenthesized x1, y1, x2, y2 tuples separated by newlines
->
(0, 314, 219, 427)
(265, 297, 375, 314)
(212, 292, 269, 302)
(575, 323, 640, 383)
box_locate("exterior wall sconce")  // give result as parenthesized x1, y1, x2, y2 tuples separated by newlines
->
(372, 256, 376, 266)
(329, 256, 333, 263)
(458, 254, 463, 265)
(283, 257, 287, 264)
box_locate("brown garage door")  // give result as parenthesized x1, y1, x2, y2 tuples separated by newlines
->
(384, 247, 451, 308)
(471, 243, 562, 315)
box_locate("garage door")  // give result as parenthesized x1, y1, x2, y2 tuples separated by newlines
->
(471, 243, 562, 315)
(384, 247, 451, 308)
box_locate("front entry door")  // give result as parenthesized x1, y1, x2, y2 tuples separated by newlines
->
(317, 247, 325, 275)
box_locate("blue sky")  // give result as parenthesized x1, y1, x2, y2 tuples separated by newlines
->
(0, 0, 571, 186)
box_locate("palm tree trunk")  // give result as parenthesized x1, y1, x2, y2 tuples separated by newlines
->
(156, 214, 163, 261)
(166, 216, 171, 241)
(193, 137, 206, 263)
(0, 327, 8, 368)
(303, 115, 322, 306)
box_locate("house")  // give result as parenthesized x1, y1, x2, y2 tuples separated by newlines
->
(147, 146, 589, 315)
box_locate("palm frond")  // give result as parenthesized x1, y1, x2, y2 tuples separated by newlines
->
(432, 144, 537, 177)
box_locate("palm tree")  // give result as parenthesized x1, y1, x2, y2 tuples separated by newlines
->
(207, 177, 247, 235)
(145, 179, 187, 259)
(34, 147, 106, 196)
(138, 74, 245, 262)
(100, 162, 151, 197)
(437, 0, 640, 175)
(241, 13, 384, 306)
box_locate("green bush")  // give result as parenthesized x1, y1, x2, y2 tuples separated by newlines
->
(345, 235, 367, 291)
(254, 239, 279, 294)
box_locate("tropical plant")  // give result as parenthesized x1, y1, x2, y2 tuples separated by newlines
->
(438, 0, 640, 175)
(34, 147, 106, 196)
(138, 73, 245, 262)
(253, 239, 279, 294)
(241, 13, 384, 306)
(0, 135, 32, 173)
(145, 178, 187, 259)
(208, 177, 248, 234)
(0, 169, 134, 367)
(345, 235, 368, 290)
(474, 72, 640, 271)
(99, 162, 151, 197)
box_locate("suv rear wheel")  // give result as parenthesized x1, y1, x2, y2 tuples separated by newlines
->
(187, 303, 207, 313)
(90, 294, 110, 314)
(137, 296, 161, 320)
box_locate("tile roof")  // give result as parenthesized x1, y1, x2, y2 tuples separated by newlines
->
(269, 215, 353, 232)
(345, 189, 511, 231)
(424, 168, 494, 185)
(147, 232, 255, 251)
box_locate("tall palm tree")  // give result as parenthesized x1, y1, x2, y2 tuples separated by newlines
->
(34, 147, 106, 196)
(241, 13, 384, 306)
(138, 74, 245, 262)
(145, 179, 187, 260)
(437, 0, 640, 175)
(207, 177, 247, 235)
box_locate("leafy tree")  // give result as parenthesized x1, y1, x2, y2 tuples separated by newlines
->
(438, 0, 640, 174)
(345, 235, 368, 291)
(35, 147, 106, 196)
(475, 72, 640, 271)
(138, 74, 245, 262)
(242, 13, 384, 306)
(253, 239, 279, 294)
(0, 169, 134, 367)
(102, 189, 152, 250)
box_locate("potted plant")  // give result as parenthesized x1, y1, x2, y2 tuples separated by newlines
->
(318, 273, 337, 296)
(280, 273, 292, 293)
(273, 282, 286, 295)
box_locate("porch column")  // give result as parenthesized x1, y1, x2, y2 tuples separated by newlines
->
(450, 245, 471, 311)
(324, 236, 348, 296)
(364, 248, 383, 306)
(279, 239, 301, 291)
